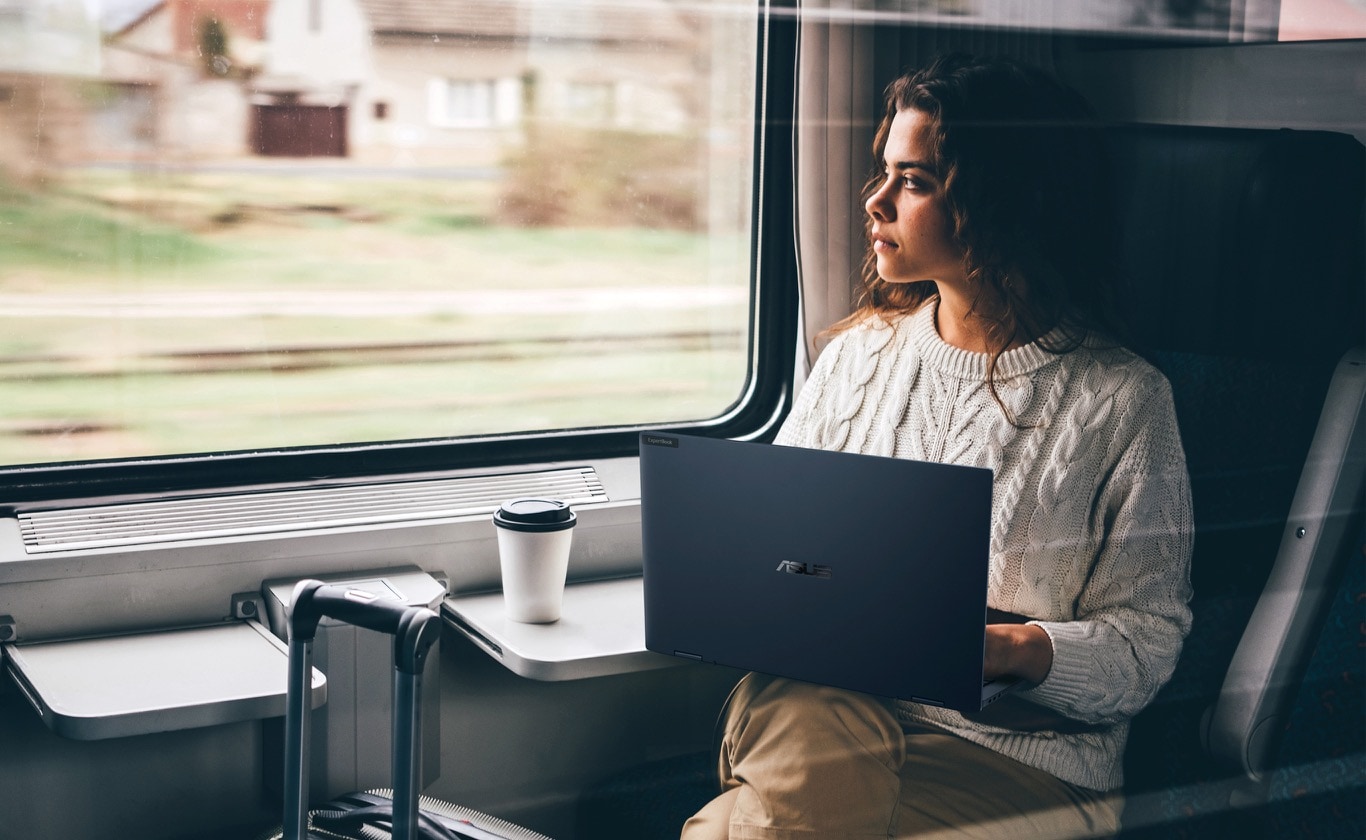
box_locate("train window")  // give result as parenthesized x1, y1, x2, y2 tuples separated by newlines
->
(1279, 0, 1366, 40)
(0, 0, 779, 489)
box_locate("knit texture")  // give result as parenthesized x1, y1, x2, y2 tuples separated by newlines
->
(775, 301, 1194, 791)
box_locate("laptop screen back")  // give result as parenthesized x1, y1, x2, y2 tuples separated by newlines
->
(640, 433, 995, 711)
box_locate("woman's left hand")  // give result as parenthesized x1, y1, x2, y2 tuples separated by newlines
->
(983, 624, 1053, 683)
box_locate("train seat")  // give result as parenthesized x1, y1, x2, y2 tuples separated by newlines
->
(1104, 123, 1365, 837)
(577, 122, 1366, 839)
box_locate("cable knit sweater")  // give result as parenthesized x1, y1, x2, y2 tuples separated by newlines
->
(775, 300, 1193, 792)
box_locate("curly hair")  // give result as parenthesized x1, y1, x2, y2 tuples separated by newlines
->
(834, 53, 1127, 422)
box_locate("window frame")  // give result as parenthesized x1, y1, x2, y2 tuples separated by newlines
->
(0, 1, 801, 507)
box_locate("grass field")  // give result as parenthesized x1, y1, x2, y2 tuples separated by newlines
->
(0, 168, 750, 467)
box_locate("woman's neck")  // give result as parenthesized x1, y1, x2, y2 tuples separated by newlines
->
(931, 287, 1021, 354)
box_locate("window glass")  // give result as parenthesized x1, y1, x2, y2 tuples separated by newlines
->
(833, 0, 1353, 42)
(0, 0, 759, 468)
(1278, 0, 1366, 40)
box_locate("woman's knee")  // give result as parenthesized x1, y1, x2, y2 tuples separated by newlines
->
(724, 674, 906, 773)
(713, 676, 906, 835)
(680, 787, 741, 840)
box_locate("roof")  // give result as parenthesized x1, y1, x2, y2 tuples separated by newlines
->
(101, 0, 164, 35)
(355, 0, 689, 44)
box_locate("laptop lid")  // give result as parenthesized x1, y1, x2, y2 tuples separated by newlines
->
(640, 433, 1008, 712)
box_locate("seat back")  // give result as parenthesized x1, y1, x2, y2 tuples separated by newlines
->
(1104, 123, 1365, 835)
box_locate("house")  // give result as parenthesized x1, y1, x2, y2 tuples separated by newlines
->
(98, 0, 269, 159)
(5, 0, 706, 174)
(0, 0, 101, 180)
(251, 0, 372, 157)
(257, 0, 698, 166)
(0, 0, 100, 76)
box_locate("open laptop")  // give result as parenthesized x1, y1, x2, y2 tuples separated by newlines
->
(639, 432, 1018, 713)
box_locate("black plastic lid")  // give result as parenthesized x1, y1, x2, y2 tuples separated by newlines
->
(493, 498, 577, 533)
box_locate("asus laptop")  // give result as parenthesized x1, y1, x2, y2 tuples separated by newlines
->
(639, 432, 1017, 713)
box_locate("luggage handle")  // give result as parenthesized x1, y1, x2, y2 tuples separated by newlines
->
(284, 579, 442, 840)
(288, 579, 440, 674)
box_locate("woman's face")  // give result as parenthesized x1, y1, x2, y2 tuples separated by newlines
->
(865, 108, 968, 288)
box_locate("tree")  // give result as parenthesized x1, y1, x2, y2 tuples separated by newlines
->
(198, 17, 232, 77)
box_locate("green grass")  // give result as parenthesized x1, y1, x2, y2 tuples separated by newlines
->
(0, 345, 747, 464)
(0, 180, 222, 269)
(2, 173, 737, 292)
(0, 169, 752, 467)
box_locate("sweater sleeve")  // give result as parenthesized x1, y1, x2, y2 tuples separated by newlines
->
(1022, 373, 1194, 724)
(774, 329, 849, 449)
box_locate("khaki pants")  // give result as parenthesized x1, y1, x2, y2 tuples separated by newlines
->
(681, 674, 1121, 840)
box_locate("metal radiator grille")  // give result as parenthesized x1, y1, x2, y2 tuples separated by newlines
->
(18, 467, 607, 553)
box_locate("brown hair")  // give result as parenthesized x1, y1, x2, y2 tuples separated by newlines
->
(833, 54, 1126, 420)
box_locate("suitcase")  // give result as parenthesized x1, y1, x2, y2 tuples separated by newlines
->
(266, 578, 553, 840)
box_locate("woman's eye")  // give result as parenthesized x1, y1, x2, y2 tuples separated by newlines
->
(881, 169, 928, 192)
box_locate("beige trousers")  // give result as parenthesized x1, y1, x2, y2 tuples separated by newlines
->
(681, 674, 1121, 840)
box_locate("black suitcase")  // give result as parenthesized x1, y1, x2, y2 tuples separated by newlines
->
(266, 579, 553, 840)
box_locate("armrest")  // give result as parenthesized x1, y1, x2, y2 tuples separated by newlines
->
(1202, 348, 1366, 781)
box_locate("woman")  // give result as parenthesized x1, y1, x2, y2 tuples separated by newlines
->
(682, 54, 1193, 839)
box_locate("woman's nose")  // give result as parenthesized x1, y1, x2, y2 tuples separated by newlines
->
(866, 180, 893, 221)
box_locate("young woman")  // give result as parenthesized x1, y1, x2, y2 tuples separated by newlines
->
(681, 54, 1194, 839)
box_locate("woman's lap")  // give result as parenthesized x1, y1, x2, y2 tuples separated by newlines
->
(681, 674, 1120, 840)
(892, 721, 1120, 839)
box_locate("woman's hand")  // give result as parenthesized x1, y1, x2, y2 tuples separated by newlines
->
(984, 623, 1053, 684)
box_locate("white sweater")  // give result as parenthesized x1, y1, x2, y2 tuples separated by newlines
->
(775, 301, 1193, 791)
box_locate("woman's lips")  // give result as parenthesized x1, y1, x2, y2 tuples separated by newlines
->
(872, 236, 898, 252)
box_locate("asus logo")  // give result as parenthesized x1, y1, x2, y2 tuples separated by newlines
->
(776, 560, 832, 579)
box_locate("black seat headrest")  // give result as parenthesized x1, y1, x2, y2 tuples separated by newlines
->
(1105, 124, 1365, 363)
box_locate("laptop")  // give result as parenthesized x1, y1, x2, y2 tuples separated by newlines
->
(639, 432, 1018, 712)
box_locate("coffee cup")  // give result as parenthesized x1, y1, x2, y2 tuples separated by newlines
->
(493, 498, 576, 623)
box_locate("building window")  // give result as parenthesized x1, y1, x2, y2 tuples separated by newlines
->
(429, 78, 498, 128)
(427, 78, 523, 129)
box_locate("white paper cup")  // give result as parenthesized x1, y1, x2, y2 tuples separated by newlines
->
(493, 498, 576, 623)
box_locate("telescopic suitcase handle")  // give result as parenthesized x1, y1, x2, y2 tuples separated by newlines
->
(284, 579, 442, 840)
